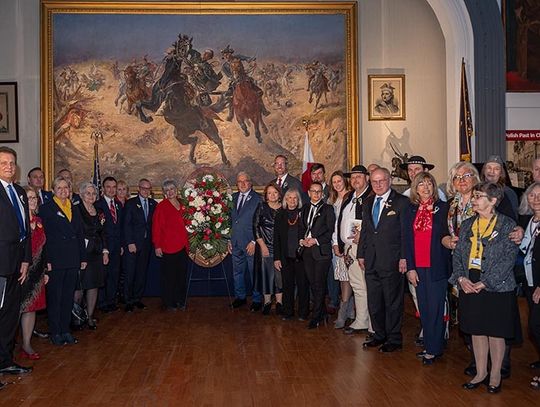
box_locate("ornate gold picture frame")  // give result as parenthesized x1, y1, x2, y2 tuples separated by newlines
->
(41, 1, 358, 189)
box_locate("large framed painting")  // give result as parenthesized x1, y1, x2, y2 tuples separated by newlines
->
(504, 0, 540, 91)
(0, 82, 19, 143)
(41, 1, 358, 189)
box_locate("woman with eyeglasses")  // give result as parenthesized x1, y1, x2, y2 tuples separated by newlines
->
(404, 172, 451, 365)
(152, 179, 189, 310)
(449, 182, 518, 394)
(517, 182, 540, 389)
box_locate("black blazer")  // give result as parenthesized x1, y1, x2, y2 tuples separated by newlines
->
(299, 201, 336, 260)
(123, 195, 157, 246)
(0, 182, 31, 276)
(273, 208, 303, 262)
(95, 197, 123, 248)
(404, 200, 451, 282)
(39, 199, 87, 269)
(519, 214, 540, 289)
(357, 189, 409, 273)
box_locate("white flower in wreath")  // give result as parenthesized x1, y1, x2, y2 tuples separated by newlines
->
(202, 175, 214, 182)
(186, 226, 194, 233)
(211, 205, 222, 215)
(215, 222, 222, 229)
(203, 243, 213, 250)
(205, 216, 210, 221)
(191, 219, 199, 227)
(184, 188, 193, 197)
(222, 228, 230, 235)
(208, 198, 213, 204)
(190, 190, 198, 198)
(213, 191, 220, 197)
(226, 193, 232, 201)
(192, 196, 205, 208)
(194, 212, 205, 223)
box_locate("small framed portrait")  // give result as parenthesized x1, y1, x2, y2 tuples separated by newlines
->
(368, 74, 405, 121)
(0, 82, 19, 143)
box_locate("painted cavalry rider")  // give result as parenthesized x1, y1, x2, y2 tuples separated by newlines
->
(189, 49, 223, 107)
(220, 45, 270, 121)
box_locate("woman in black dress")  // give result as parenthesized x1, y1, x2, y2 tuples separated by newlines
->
(76, 182, 109, 329)
(450, 182, 518, 393)
(253, 182, 283, 315)
(274, 189, 309, 320)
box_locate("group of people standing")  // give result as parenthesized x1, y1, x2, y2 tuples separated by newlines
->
(2, 144, 540, 395)
(229, 153, 540, 394)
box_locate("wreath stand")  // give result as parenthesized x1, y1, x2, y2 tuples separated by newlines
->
(185, 255, 232, 310)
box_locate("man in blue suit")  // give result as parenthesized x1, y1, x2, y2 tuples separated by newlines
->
(95, 176, 123, 313)
(123, 178, 156, 312)
(229, 172, 262, 310)
(27, 167, 52, 206)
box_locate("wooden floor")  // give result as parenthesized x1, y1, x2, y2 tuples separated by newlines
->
(1, 296, 539, 406)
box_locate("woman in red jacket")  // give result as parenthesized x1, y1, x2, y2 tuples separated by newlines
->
(152, 180, 189, 310)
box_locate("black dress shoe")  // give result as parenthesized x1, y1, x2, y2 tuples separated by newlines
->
(134, 301, 147, 310)
(464, 362, 477, 377)
(530, 361, 540, 369)
(50, 334, 65, 346)
(500, 366, 511, 379)
(262, 302, 272, 315)
(62, 333, 78, 345)
(32, 329, 49, 339)
(422, 355, 440, 365)
(487, 382, 502, 394)
(379, 343, 402, 353)
(125, 304, 134, 313)
(275, 303, 283, 315)
(298, 316, 307, 321)
(230, 298, 247, 308)
(281, 315, 293, 321)
(0, 363, 33, 375)
(343, 327, 367, 335)
(363, 338, 385, 348)
(250, 302, 262, 312)
(0, 382, 5, 390)
(416, 350, 427, 359)
(307, 319, 321, 329)
(462, 376, 489, 390)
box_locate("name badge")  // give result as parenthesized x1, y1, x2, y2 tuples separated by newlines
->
(469, 258, 481, 267)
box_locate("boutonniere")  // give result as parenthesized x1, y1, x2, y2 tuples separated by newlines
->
(72, 200, 79, 205)
(19, 194, 25, 202)
(98, 212, 106, 225)
(36, 222, 43, 228)
(489, 230, 499, 241)
(432, 206, 440, 214)
(137, 203, 141, 209)
(535, 227, 540, 237)
(246, 195, 252, 201)
(383, 201, 392, 209)
(57, 211, 65, 218)
(387, 210, 396, 216)
(283, 182, 288, 189)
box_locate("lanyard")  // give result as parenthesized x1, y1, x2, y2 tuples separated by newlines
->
(474, 214, 497, 258)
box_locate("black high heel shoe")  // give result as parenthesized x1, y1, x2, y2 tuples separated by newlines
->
(462, 375, 489, 390)
(307, 315, 328, 329)
(487, 381, 502, 394)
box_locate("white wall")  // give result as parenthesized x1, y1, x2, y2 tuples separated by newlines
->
(360, 0, 447, 183)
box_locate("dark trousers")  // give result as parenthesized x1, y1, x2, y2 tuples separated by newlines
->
(99, 242, 121, 308)
(365, 268, 405, 345)
(525, 285, 540, 357)
(124, 239, 151, 304)
(282, 257, 309, 318)
(327, 263, 340, 307)
(303, 247, 330, 322)
(416, 268, 447, 355)
(0, 273, 21, 368)
(46, 267, 78, 335)
(160, 250, 188, 308)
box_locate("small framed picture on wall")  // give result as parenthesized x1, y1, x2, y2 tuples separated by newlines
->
(0, 82, 19, 143)
(368, 74, 405, 121)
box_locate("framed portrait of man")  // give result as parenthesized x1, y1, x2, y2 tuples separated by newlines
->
(0, 82, 19, 143)
(368, 74, 405, 121)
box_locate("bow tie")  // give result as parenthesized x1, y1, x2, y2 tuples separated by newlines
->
(352, 197, 362, 205)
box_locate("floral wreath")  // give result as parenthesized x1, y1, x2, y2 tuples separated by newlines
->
(181, 168, 233, 267)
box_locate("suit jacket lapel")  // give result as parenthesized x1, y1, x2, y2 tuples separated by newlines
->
(376, 190, 395, 229)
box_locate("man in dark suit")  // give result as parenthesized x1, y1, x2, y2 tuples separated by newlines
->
(299, 181, 336, 328)
(271, 154, 304, 196)
(27, 167, 52, 206)
(123, 178, 156, 312)
(95, 176, 123, 313)
(0, 147, 32, 375)
(357, 167, 409, 352)
(229, 172, 263, 311)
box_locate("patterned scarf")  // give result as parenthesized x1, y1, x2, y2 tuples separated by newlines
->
(447, 193, 475, 237)
(414, 198, 434, 232)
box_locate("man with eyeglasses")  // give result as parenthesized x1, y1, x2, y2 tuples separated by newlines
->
(123, 178, 156, 312)
(270, 155, 303, 196)
(299, 182, 336, 329)
(357, 167, 409, 352)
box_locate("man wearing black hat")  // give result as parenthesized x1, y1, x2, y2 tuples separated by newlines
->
(400, 155, 446, 201)
(334, 165, 373, 333)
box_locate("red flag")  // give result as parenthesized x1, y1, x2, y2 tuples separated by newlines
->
(459, 59, 474, 162)
(301, 130, 315, 192)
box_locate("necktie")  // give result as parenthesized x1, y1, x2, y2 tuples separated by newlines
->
(37, 190, 43, 206)
(353, 197, 362, 219)
(372, 197, 382, 228)
(143, 198, 148, 220)
(277, 178, 282, 188)
(110, 199, 117, 223)
(307, 203, 318, 227)
(8, 184, 26, 240)
(237, 193, 246, 212)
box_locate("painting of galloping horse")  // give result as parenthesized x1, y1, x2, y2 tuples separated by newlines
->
(41, 1, 358, 188)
